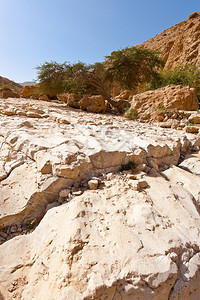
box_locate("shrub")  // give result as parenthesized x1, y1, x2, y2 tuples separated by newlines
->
(146, 64, 200, 100)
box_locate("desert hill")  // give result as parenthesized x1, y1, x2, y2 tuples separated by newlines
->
(19, 81, 36, 87)
(0, 76, 22, 93)
(138, 12, 200, 69)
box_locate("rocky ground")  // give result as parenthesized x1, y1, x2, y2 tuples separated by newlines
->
(0, 97, 200, 299)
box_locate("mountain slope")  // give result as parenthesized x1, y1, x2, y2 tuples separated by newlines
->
(138, 12, 200, 69)
(0, 76, 22, 92)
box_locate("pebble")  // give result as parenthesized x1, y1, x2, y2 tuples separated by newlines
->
(106, 173, 113, 180)
(88, 179, 99, 190)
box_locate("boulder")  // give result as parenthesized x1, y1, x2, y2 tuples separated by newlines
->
(115, 89, 136, 100)
(0, 88, 20, 99)
(57, 93, 80, 108)
(79, 95, 106, 113)
(38, 95, 49, 101)
(20, 85, 37, 98)
(130, 85, 199, 120)
(185, 125, 200, 133)
(57, 93, 68, 103)
(188, 113, 200, 124)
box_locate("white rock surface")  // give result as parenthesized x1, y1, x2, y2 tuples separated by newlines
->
(0, 98, 200, 299)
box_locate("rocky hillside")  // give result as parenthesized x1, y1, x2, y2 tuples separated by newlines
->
(0, 76, 22, 93)
(0, 97, 200, 299)
(138, 12, 200, 69)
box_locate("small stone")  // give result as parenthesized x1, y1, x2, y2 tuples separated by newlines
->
(88, 179, 99, 190)
(106, 173, 113, 180)
(188, 114, 200, 124)
(26, 112, 42, 118)
(10, 226, 17, 233)
(127, 174, 137, 180)
(58, 189, 71, 204)
(163, 116, 169, 122)
(171, 113, 178, 119)
(185, 126, 199, 133)
(72, 191, 83, 196)
(59, 189, 70, 198)
(135, 164, 146, 172)
(138, 180, 148, 189)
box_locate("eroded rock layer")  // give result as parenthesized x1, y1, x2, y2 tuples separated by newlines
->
(139, 12, 200, 69)
(0, 98, 200, 300)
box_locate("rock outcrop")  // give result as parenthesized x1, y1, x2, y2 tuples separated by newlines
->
(0, 76, 22, 93)
(38, 94, 49, 101)
(79, 95, 106, 113)
(57, 93, 80, 108)
(20, 85, 37, 99)
(139, 12, 200, 69)
(130, 84, 199, 120)
(0, 97, 200, 299)
(0, 87, 20, 99)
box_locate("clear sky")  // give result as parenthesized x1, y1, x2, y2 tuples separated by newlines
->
(0, 0, 199, 83)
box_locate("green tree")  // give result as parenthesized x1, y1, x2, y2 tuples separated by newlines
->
(36, 47, 164, 110)
(36, 61, 69, 98)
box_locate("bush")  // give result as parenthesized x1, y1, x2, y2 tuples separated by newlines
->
(146, 64, 200, 100)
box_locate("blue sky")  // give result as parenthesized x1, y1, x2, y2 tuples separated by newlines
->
(0, 0, 199, 82)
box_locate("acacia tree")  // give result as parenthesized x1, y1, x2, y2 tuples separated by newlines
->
(36, 61, 69, 98)
(36, 47, 164, 110)
(63, 47, 164, 110)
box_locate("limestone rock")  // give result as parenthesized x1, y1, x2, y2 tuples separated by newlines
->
(188, 113, 200, 124)
(57, 93, 80, 108)
(0, 87, 20, 99)
(88, 179, 99, 190)
(79, 95, 106, 113)
(185, 125, 199, 133)
(0, 170, 200, 299)
(139, 12, 200, 68)
(0, 97, 200, 299)
(115, 89, 136, 100)
(130, 85, 199, 119)
(179, 153, 200, 175)
(20, 85, 37, 98)
(38, 94, 49, 101)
